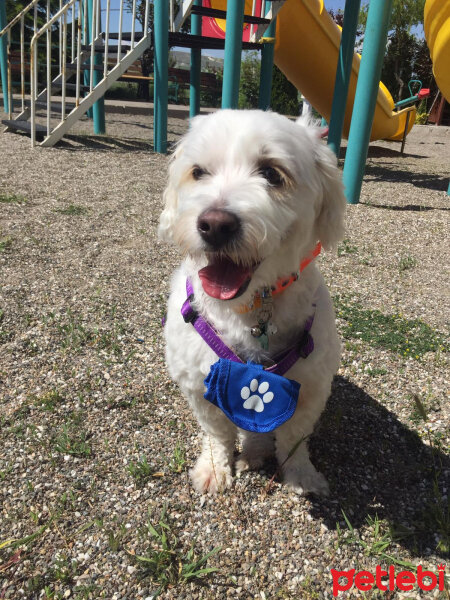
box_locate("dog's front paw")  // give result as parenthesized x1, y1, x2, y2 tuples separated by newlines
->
(283, 462, 330, 497)
(235, 452, 265, 475)
(190, 458, 233, 494)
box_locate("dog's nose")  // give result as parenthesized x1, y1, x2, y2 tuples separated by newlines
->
(197, 209, 241, 249)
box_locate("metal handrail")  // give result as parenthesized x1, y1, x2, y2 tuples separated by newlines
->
(0, 0, 41, 38)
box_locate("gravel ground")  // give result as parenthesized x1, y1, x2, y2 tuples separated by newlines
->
(0, 111, 449, 600)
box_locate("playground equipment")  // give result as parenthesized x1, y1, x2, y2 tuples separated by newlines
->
(425, 0, 450, 104)
(424, 0, 450, 196)
(0, 0, 447, 201)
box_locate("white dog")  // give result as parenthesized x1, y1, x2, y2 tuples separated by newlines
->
(159, 109, 346, 496)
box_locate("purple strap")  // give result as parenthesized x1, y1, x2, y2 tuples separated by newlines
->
(181, 279, 314, 376)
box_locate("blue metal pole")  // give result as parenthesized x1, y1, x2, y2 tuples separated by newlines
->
(222, 0, 245, 109)
(0, 0, 9, 113)
(258, 19, 276, 111)
(87, 0, 105, 134)
(154, 0, 168, 153)
(343, 0, 393, 204)
(190, 0, 201, 118)
(327, 0, 361, 157)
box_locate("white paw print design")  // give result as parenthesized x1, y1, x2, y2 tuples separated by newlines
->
(241, 379, 274, 413)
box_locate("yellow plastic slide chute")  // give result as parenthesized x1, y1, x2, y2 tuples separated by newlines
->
(425, 0, 450, 102)
(210, 0, 415, 141)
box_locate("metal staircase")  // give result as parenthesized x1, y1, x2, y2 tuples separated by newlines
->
(0, 0, 151, 147)
(0, 1, 284, 148)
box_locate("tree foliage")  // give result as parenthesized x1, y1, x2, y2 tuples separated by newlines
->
(358, 0, 433, 102)
(270, 65, 299, 116)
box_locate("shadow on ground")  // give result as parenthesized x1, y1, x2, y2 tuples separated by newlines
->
(307, 376, 449, 558)
(360, 202, 450, 212)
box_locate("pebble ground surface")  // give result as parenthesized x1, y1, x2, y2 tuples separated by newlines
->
(0, 110, 449, 600)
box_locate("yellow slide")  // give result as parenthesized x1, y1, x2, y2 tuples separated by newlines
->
(274, 0, 415, 141)
(209, 0, 415, 141)
(424, 0, 450, 102)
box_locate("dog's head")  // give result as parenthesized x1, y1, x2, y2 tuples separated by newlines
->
(159, 110, 346, 301)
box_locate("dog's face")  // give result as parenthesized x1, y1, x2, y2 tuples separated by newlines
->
(159, 110, 346, 301)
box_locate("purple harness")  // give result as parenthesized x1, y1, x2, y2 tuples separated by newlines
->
(177, 279, 316, 432)
(181, 279, 315, 375)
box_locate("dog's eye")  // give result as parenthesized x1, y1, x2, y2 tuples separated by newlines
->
(192, 166, 207, 180)
(259, 166, 283, 186)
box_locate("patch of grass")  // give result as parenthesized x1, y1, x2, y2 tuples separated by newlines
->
(336, 511, 415, 570)
(412, 395, 450, 555)
(51, 413, 91, 457)
(106, 522, 128, 552)
(32, 390, 65, 411)
(399, 254, 417, 272)
(0, 235, 13, 253)
(168, 442, 187, 473)
(130, 505, 220, 597)
(55, 204, 88, 216)
(338, 238, 358, 257)
(0, 192, 26, 203)
(128, 455, 154, 485)
(334, 296, 449, 359)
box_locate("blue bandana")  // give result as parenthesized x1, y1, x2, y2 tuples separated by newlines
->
(204, 359, 300, 433)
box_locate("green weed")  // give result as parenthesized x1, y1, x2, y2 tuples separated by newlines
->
(32, 390, 64, 411)
(128, 455, 153, 484)
(131, 505, 220, 597)
(51, 414, 91, 457)
(0, 236, 13, 252)
(338, 238, 358, 257)
(0, 192, 26, 203)
(337, 511, 415, 570)
(55, 204, 88, 216)
(168, 442, 187, 473)
(399, 254, 417, 272)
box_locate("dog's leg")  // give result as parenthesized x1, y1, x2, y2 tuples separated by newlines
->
(235, 431, 274, 474)
(188, 399, 236, 494)
(275, 382, 330, 497)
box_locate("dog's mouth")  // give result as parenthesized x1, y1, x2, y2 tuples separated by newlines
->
(198, 256, 257, 300)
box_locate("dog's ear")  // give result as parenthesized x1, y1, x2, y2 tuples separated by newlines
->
(313, 142, 346, 250)
(158, 145, 184, 243)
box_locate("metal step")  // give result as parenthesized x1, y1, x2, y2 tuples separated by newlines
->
(52, 81, 91, 93)
(190, 5, 270, 25)
(168, 31, 261, 50)
(103, 32, 146, 42)
(35, 101, 76, 113)
(66, 63, 104, 72)
(81, 44, 137, 54)
(2, 119, 47, 137)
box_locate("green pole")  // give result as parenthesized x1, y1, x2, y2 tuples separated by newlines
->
(258, 19, 276, 111)
(87, 0, 105, 134)
(222, 0, 245, 109)
(0, 0, 9, 113)
(327, 0, 361, 157)
(190, 0, 201, 118)
(154, 0, 168, 153)
(343, 0, 393, 204)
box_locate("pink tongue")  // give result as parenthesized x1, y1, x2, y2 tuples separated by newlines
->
(198, 258, 251, 300)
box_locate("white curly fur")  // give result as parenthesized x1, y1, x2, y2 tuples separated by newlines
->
(160, 110, 346, 496)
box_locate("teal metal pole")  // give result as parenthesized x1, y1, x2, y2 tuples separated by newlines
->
(154, 0, 168, 153)
(87, 0, 105, 134)
(0, 0, 9, 113)
(190, 0, 201, 118)
(258, 19, 276, 111)
(343, 0, 393, 204)
(327, 0, 361, 157)
(222, 0, 245, 109)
